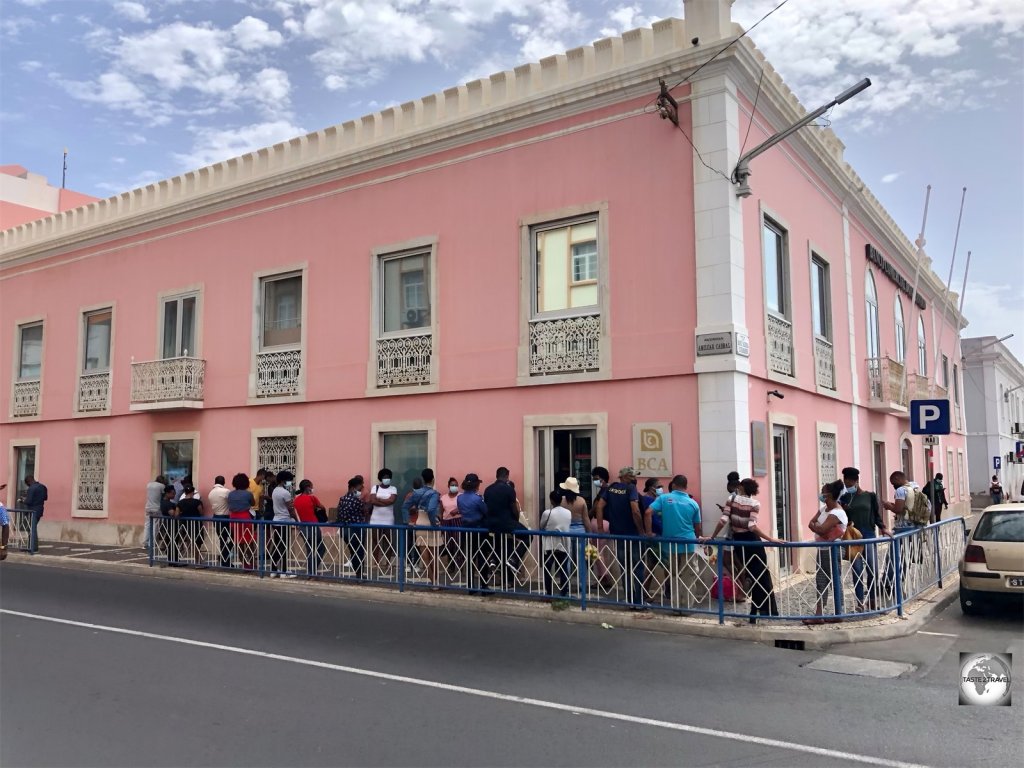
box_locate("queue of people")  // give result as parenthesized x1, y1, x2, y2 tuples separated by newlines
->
(143, 460, 950, 621)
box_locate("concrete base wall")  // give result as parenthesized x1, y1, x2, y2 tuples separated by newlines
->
(39, 520, 145, 547)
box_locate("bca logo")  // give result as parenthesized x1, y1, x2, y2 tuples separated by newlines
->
(640, 429, 663, 452)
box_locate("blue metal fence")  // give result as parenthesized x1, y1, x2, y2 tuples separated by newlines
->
(6, 507, 39, 553)
(147, 515, 966, 623)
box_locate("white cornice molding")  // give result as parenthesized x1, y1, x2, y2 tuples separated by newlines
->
(1, 18, 692, 265)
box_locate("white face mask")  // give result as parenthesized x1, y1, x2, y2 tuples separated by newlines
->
(593, 479, 603, 488)
(381, 478, 391, 487)
(449, 485, 459, 494)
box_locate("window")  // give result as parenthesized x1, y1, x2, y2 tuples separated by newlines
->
(158, 440, 194, 485)
(534, 218, 598, 315)
(893, 298, 906, 363)
(382, 431, 428, 501)
(76, 441, 107, 513)
(17, 323, 43, 380)
(261, 274, 302, 348)
(941, 355, 949, 390)
(953, 363, 960, 405)
(901, 437, 913, 479)
(917, 316, 927, 374)
(865, 271, 880, 360)
(162, 294, 197, 358)
(763, 219, 788, 316)
(818, 430, 837, 486)
(257, 435, 298, 477)
(14, 445, 36, 504)
(381, 251, 431, 333)
(811, 256, 831, 340)
(957, 452, 966, 500)
(83, 309, 112, 371)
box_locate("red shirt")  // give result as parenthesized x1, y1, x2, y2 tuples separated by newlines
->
(294, 493, 323, 524)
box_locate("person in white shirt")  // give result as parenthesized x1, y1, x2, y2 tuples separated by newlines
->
(270, 471, 297, 578)
(207, 475, 232, 568)
(540, 490, 573, 597)
(367, 468, 398, 577)
(805, 480, 848, 624)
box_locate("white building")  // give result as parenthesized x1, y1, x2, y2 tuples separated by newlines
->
(962, 336, 1024, 503)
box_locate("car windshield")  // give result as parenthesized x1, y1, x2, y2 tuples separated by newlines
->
(973, 510, 1024, 542)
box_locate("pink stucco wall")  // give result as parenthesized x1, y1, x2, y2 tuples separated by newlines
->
(1, 95, 706, 526)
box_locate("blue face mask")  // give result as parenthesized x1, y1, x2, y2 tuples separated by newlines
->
(593, 480, 603, 488)
(655, 487, 665, 495)
(818, 494, 827, 503)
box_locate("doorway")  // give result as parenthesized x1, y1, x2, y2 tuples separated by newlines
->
(535, 427, 597, 517)
(159, 439, 194, 485)
(772, 425, 794, 575)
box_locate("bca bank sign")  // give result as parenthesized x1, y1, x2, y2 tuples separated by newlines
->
(632, 422, 673, 475)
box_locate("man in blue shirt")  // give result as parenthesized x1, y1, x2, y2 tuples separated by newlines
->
(0, 489, 11, 560)
(23, 475, 47, 553)
(649, 474, 705, 608)
(594, 467, 648, 607)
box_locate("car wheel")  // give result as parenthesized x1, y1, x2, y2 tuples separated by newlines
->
(960, 588, 982, 616)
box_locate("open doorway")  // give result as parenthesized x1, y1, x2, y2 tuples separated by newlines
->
(535, 427, 597, 518)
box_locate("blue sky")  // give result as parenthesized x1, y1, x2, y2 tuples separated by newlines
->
(2, 0, 1022, 358)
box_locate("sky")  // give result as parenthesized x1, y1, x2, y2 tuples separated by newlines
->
(2, 0, 1022, 359)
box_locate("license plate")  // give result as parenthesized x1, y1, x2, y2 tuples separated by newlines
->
(1008, 577, 1024, 588)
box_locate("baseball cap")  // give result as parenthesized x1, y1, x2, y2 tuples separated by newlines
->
(619, 466, 636, 478)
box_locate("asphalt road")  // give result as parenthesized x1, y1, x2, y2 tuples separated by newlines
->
(1, 561, 1021, 768)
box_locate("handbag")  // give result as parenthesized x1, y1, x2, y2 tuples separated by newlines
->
(842, 522, 863, 562)
(314, 504, 328, 524)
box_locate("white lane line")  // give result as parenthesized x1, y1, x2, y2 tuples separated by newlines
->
(64, 547, 137, 558)
(916, 631, 958, 638)
(0, 609, 928, 768)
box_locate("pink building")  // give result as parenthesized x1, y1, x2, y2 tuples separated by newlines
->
(1, 1, 969, 555)
(0, 165, 98, 230)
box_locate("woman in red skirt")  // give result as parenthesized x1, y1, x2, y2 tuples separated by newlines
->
(227, 472, 257, 569)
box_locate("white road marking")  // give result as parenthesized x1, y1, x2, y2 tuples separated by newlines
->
(0, 609, 929, 768)
(64, 547, 137, 558)
(916, 631, 958, 638)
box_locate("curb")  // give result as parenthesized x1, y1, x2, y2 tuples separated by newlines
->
(5, 552, 959, 649)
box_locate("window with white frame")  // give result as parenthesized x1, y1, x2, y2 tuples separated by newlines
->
(534, 217, 599, 315)
(917, 316, 927, 375)
(818, 430, 837, 486)
(941, 354, 949, 390)
(261, 273, 302, 349)
(953, 363, 961, 405)
(893, 297, 906, 363)
(83, 309, 112, 372)
(957, 452, 966, 500)
(14, 445, 36, 503)
(162, 293, 197, 358)
(811, 256, 831, 340)
(381, 431, 428, 501)
(763, 219, 788, 317)
(381, 251, 431, 333)
(865, 272, 880, 360)
(17, 323, 43, 380)
(257, 435, 298, 476)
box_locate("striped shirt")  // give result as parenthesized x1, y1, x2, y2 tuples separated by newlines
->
(720, 494, 759, 532)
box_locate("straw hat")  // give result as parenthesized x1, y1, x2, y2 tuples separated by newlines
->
(559, 477, 581, 494)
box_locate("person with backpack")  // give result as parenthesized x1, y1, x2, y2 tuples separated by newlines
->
(989, 475, 1004, 506)
(921, 473, 949, 522)
(882, 470, 928, 599)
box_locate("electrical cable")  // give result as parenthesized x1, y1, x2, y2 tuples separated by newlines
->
(674, 122, 731, 182)
(739, 66, 766, 158)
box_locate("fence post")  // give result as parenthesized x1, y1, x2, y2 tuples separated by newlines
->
(578, 534, 588, 611)
(716, 541, 725, 625)
(148, 517, 154, 567)
(933, 524, 943, 590)
(894, 536, 905, 618)
(398, 525, 406, 593)
(28, 511, 38, 554)
(257, 522, 266, 578)
(830, 542, 844, 617)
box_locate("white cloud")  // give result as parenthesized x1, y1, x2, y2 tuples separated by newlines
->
(95, 169, 165, 195)
(1, 16, 36, 37)
(232, 16, 284, 51)
(881, 172, 902, 184)
(57, 71, 147, 110)
(18, 60, 42, 72)
(730, 0, 1024, 130)
(248, 67, 292, 110)
(600, 4, 660, 38)
(114, 2, 150, 23)
(174, 119, 306, 169)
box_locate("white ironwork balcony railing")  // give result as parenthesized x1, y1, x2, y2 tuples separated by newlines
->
(813, 337, 836, 390)
(255, 349, 301, 397)
(529, 313, 601, 376)
(866, 356, 907, 410)
(78, 371, 111, 412)
(376, 333, 433, 387)
(12, 379, 40, 417)
(766, 313, 794, 377)
(130, 357, 205, 406)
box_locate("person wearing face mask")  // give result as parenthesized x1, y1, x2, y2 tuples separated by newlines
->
(337, 476, 367, 579)
(805, 480, 849, 624)
(293, 479, 327, 579)
(439, 476, 464, 572)
(838, 466, 888, 612)
(368, 468, 398, 577)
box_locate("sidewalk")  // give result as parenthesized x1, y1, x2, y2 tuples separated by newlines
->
(7, 538, 960, 650)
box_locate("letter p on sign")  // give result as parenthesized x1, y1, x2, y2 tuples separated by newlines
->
(910, 399, 951, 435)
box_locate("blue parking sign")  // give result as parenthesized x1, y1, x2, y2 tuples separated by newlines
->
(994, 456, 1001, 470)
(910, 399, 951, 435)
